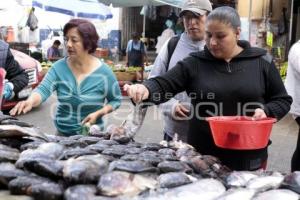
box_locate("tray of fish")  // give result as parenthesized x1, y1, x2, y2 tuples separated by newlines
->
(0, 114, 300, 200)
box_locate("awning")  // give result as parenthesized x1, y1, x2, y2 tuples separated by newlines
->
(33, 0, 113, 20)
(98, 0, 183, 8)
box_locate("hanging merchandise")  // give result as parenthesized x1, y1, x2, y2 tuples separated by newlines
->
(26, 8, 39, 31)
(266, 31, 273, 47)
(265, 18, 273, 48)
(6, 26, 15, 42)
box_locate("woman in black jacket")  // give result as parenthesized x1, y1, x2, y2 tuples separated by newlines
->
(124, 6, 292, 171)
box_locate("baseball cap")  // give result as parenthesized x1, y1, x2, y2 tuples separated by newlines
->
(179, 0, 213, 17)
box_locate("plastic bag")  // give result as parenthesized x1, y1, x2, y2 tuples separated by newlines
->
(26, 9, 38, 31)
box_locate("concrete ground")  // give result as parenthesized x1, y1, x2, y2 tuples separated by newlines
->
(267, 113, 298, 172)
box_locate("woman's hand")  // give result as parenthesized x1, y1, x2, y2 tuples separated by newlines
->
(9, 100, 33, 116)
(123, 84, 149, 103)
(252, 108, 267, 120)
(174, 103, 190, 119)
(82, 112, 99, 125)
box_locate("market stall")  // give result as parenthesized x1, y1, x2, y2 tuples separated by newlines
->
(0, 115, 300, 199)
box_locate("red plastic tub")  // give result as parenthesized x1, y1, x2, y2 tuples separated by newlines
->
(206, 116, 277, 150)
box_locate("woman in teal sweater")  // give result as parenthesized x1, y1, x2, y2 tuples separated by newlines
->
(10, 19, 121, 136)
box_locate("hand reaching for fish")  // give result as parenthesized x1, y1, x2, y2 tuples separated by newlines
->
(123, 84, 149, 103)
(174, 103, 190, 119)
(10, 100, 34, 116)
(82, 112, 99, 125)
(10, 93, 42, 116)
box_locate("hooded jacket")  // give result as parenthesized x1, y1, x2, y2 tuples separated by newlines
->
(0, 40, 29, 94)
(144, 40, 292, 170)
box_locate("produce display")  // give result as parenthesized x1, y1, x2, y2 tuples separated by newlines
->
(0, 115, 299, 200)
(41, 61, 53, 75)
(109, 64, 142, 82)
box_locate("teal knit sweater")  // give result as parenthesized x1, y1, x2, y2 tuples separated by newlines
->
(34, 58, 121, 135)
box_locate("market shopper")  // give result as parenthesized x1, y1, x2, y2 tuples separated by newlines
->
(0, 40, 29, 101)
(125, 32, 148, 81)
(124, 6, 292, 171)
(149, 0, 212, 142)
(47, 40, 62, 62)
(10, 19, 122, 136)
(285, 40, 300, 172)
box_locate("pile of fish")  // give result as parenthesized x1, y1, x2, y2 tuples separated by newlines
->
(0, 115, 300, 200)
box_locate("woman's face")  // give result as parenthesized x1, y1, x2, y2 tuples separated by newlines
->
(64, 27, 87, 57)
(205, 20, 240, 60)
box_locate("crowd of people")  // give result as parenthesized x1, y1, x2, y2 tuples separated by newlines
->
(1, 0, 299, 172)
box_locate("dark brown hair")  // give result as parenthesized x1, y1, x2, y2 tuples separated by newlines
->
(63, 19, 99, 53)
(53, 40, 61, 45)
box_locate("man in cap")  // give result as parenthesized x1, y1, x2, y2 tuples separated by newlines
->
(149, 0, 212, 142)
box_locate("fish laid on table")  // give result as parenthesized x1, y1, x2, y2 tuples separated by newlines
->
(0, 125, 48, 140)
(30, 181, 64, 200)
(0, 144, 20, 162)
(226, 171, 258, 187)
(108, 160, 157, 173)
(59, 148, 98, 160)
(63, 154, 109, 184)
(157, 161, 192, 173)
(0, 162, 28, 188)
(0, 114, 33, 127)
(246, 172, 284, 192)
(157, 172, 193, 188)
(23, 157, 64, 180)
(215, 188, 256, 200)
(98, 171, 157, 197)
(8, 175, 60, 197)
(15, 143, 64, 168)
(281, 171, 300, 194)
(139, 178, 226, 200)
(64, 184, 97, 200)
(252, 189, 299, 200)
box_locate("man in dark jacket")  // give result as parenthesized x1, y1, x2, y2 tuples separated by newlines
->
(0, 40, 29, 100)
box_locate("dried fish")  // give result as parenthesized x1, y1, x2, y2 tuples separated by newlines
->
(98, 171, 156, 197)
(281, 171, 300, 194)
(63, 155, 109, 184)
(157, 161, 192, 173)
(0, 162, 27, 188)
(215, 188, 256, 200)
(8, 175, 53, 195)
(0, 144, 20, 162)
(246, 172, 284, 191)
(252, 189, 299, 200)
(0, 125, 48, 140)
(23, 158, 64, 179)
(30, 181, 64, 200)
(226, 171, 258, 187)
(158, 172, 192, 188)
(64, 184, 97, 200)
(109, 160, 157, 173)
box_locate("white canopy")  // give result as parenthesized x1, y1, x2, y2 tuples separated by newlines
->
(98, 0, 183, 8)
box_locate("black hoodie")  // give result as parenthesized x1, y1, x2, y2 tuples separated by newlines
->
(144, 40, 292, 170)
